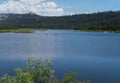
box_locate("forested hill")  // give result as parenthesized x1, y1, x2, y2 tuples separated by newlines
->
(0, 11, 120, 31)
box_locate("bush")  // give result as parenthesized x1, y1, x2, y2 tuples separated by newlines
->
(0, 57, 90, 83)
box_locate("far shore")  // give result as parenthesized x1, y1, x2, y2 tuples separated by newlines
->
(78, 29, 120, 33)
(0, 28, 120, 33)
(0, 28, 36, 33)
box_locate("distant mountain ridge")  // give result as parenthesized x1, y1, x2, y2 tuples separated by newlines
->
(0, 11, 120, 31)
(0, 14, 8, 21)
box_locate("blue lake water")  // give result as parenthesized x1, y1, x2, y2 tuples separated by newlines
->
(0, 30, 120, 83)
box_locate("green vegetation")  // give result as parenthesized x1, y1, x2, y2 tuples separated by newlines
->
(0, 57, 89, 83)
(0, 11, 120, 32)
(0, 28, 34, 33)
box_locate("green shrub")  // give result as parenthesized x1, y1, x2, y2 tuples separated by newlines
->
(0, 57, 90, 83)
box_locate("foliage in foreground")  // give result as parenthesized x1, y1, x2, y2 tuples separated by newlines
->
(0, 57, 89, 83)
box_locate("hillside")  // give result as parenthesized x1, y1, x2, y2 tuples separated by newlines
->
(0, 11, 120, 31)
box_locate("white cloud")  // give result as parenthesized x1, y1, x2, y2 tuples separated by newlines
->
(0, 0, 66, 16)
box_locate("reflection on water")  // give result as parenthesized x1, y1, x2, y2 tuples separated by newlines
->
(0, 30, 120, 83)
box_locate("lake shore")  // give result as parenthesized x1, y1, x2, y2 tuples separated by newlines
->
(0, 28, 120, 33)
(78, 29, 120, 33)
(0, 28, 35, 33)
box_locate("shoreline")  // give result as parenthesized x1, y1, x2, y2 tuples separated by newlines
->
(0, 28, 119, 33)
(78, 29, 120, 33)
(0, 28, 35, 33)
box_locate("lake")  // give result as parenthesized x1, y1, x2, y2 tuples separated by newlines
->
(0, 30, 120, 83)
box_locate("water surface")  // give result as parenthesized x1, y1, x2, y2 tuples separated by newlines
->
(0, 30, 120, 83)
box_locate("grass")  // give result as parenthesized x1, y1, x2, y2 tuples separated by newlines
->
(0, 28, 35, 33)
(0, 28, 120, 33)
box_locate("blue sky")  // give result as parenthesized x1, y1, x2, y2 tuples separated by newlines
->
(50, 0, 120, 13)
(0, 0, 120, 16)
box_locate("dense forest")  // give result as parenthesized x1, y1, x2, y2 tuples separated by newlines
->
(0, 11, 120, 31)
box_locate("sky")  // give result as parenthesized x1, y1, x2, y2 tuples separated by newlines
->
(0, 0, 120, 16)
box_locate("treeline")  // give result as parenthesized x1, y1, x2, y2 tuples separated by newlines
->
(0, 11, 120, 31)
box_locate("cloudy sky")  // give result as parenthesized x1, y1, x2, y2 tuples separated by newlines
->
(0, 0, 120, 16)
